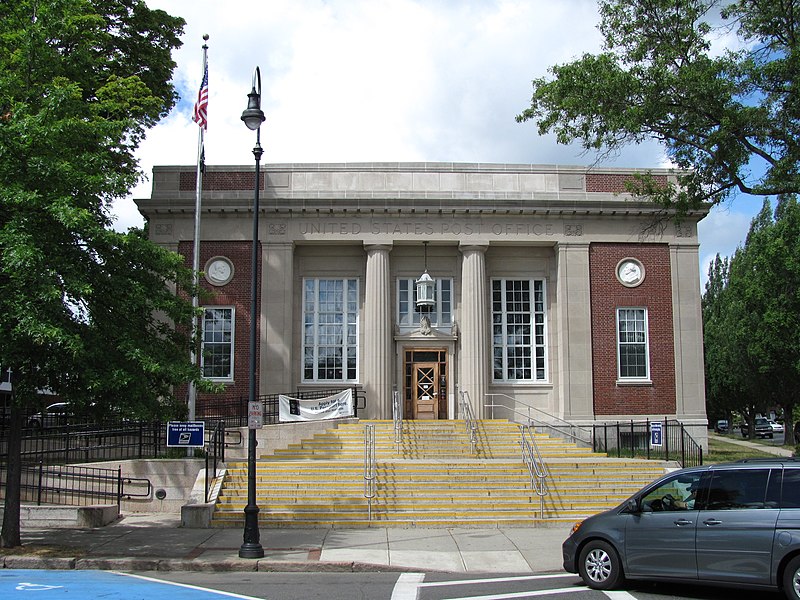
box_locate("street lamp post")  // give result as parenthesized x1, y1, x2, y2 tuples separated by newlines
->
(239, 66, 266, 559)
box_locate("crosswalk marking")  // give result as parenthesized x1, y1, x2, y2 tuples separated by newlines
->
(391, 572, 592, 600)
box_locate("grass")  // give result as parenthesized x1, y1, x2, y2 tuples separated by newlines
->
(705, 435, 786, 463)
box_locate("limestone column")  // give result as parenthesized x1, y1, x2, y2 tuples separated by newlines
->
(363, 243, 393, 419)
(459, 242, 489, 418)
(555, 242, 594, 421)
(262, 242, 293, 394)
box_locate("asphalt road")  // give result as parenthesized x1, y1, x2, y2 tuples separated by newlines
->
(4, 569, 784, 600)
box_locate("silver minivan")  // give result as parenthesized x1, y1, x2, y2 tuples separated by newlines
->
(562, 459, 800, 599)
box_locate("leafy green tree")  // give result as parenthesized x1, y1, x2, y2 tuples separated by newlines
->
(517, 0, 800, 212)
(702, 199, 800, 440)
(0, 0, 198, 548)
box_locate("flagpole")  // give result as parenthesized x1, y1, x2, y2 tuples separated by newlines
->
(188, 34, 209, 435)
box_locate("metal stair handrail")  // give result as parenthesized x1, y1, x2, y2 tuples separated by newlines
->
(392, 390, 402, 454)
(485, 393, 592, 447)
(363, 423, 376, 521)
(519, 424, 549, 518)
(458, 390, 478, 455)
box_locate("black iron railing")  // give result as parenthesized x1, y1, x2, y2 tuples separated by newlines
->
(0, 421, 168, 466)
(205, 420, 227, 503)
(195, 387, 366, 427)
(591, 419, 704, 467)
(1, 462, 152, 507)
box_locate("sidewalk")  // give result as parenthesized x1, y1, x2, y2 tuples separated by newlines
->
(708, 431, 794, 457)
(1, 513, 572, 574)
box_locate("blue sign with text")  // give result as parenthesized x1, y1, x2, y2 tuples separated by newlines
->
(650, 421, 663, 447)
(166, 421, 205, 448)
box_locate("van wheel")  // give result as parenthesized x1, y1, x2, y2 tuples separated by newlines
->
(783, 556, 800, 600)
(578, 540, 624, 590)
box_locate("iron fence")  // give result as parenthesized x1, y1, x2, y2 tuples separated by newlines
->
(0, 462, 152, 507)
(195, 387, 366, 427)
(591, 419, 704, 467)
(0, 421, 169, 466)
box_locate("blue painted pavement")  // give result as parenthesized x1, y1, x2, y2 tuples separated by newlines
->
(1, 570, 263, 599)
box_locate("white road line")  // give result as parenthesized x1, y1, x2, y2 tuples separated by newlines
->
(433, 586, 588, 600)
(391, 572, 426, 600)
(603, 591, 639, 600)
(114, 572, 267, 600)
(418, 574, 580, 588)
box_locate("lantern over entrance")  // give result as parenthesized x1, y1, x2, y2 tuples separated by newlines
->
(416, 242, 435, 310)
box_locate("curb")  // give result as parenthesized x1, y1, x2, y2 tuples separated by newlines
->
(0, 555, 427, 573)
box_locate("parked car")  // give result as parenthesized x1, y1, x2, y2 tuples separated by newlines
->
(562, 459, 800, 599)
(770, 420, 785, 435)
(26, 402, 74, 428)
(741, 417, 774, 439)
(714, 419, 729, 434)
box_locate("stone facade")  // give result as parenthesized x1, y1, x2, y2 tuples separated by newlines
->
(136, 162, 708, 443)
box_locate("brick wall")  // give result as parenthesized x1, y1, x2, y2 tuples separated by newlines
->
(589, 243, 676, 415)
(179, 171, 264, 191)
(586, 173, 667, 193)
(178, 241, 260, 406)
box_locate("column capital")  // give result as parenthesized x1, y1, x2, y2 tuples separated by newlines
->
(555, 241, 590, 251)
(363, 241, 393, 253)
(458, 241, 489, 254)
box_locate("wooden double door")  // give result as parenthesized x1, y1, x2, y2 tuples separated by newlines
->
(404, 349, 447, 420)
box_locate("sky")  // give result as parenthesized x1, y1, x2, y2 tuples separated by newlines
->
(118, 0, 763, 290)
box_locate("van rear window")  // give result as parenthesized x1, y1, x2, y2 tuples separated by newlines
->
(782, 469, 800, 508)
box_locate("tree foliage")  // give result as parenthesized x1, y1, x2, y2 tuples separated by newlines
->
(517, 0, 800, 212)
(703, 198, 800, 439)
(0, 0, 199, 547)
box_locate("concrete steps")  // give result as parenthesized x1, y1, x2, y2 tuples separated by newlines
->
(211, 419, 668, 528)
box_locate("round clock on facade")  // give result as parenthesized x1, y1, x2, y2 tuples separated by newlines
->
(616, 258, 645, 287)
(205, 257, 234, 286)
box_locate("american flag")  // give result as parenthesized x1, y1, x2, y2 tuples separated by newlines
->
(192, 64, 208, 130)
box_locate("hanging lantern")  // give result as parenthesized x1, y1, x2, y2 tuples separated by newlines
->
(416, 242, 435, 309)
(416, 270, 435, 309)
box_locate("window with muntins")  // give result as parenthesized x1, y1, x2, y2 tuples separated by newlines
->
(617, 307, 649, 380)
(303, 278, 359, 382)
(492, 279, 547, 382)
(397, 278, 453, 329)
(201, 307, 234, 380)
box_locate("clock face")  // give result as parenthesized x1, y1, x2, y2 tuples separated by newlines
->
(205, 257, 233, 286)
(617, 259, 644, 287)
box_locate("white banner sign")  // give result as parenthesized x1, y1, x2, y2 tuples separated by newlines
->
(279, 389, 354, 422)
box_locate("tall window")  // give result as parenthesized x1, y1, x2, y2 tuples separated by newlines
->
(492, 279, 547, 382)
(201, 307, 234, 380)
(397, 278, 453, 329)
(617, 307, 649, 380)
(303, 278, 359, 382)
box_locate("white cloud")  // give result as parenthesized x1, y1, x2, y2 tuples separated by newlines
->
(697, 202, 758, 288)
(119, 0, 759, 279)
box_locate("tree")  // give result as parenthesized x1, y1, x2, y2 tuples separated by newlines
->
(702, 199, 800, 440)
(517, 0, 800, 213)
(0, 1, 198, 547)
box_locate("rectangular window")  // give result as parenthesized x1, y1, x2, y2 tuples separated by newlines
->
(492, 279, 547, 382)
(303, 278, 359, 382)
(397, 278, 453, 329)
(201, 307, 234, 380)
(617, 307, 649, 380)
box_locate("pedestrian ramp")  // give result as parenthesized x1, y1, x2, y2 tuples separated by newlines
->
(211, 419, 669, 528)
